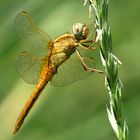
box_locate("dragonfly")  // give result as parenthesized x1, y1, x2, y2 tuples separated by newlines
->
(13, 11, 103, 134)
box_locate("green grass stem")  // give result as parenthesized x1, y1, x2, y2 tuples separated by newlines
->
(84, 0, 128, 139)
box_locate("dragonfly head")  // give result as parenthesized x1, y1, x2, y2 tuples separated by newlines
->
(72, 23, 89, 41)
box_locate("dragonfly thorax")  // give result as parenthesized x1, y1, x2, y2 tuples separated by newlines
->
(50, 34, 77, 66)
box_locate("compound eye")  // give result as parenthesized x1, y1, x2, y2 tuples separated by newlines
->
(82, 25, 89, 39)
(72, 23, 89, 40)
(72, 23, 84, 40)
(73, 23, 83, 35)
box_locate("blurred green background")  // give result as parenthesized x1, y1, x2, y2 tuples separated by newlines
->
(0, 0, 140, 140)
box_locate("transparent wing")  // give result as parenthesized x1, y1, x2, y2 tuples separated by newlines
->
(51, 53, 95, 87)
(86, 23, 96, 40)
(16, 52, 46, 85)
(15, 11, 51, 56)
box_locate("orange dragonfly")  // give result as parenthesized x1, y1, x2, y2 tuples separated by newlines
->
(13, 11, 103, 134)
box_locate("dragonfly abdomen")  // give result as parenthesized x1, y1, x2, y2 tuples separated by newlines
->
(13, 66, 54, 134)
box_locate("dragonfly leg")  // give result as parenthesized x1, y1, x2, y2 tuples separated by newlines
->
(79, 31, 98, 50)
(80, 32, 97, 43)
(76, 49, 103, 73)
(79, 43, 96, 50)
